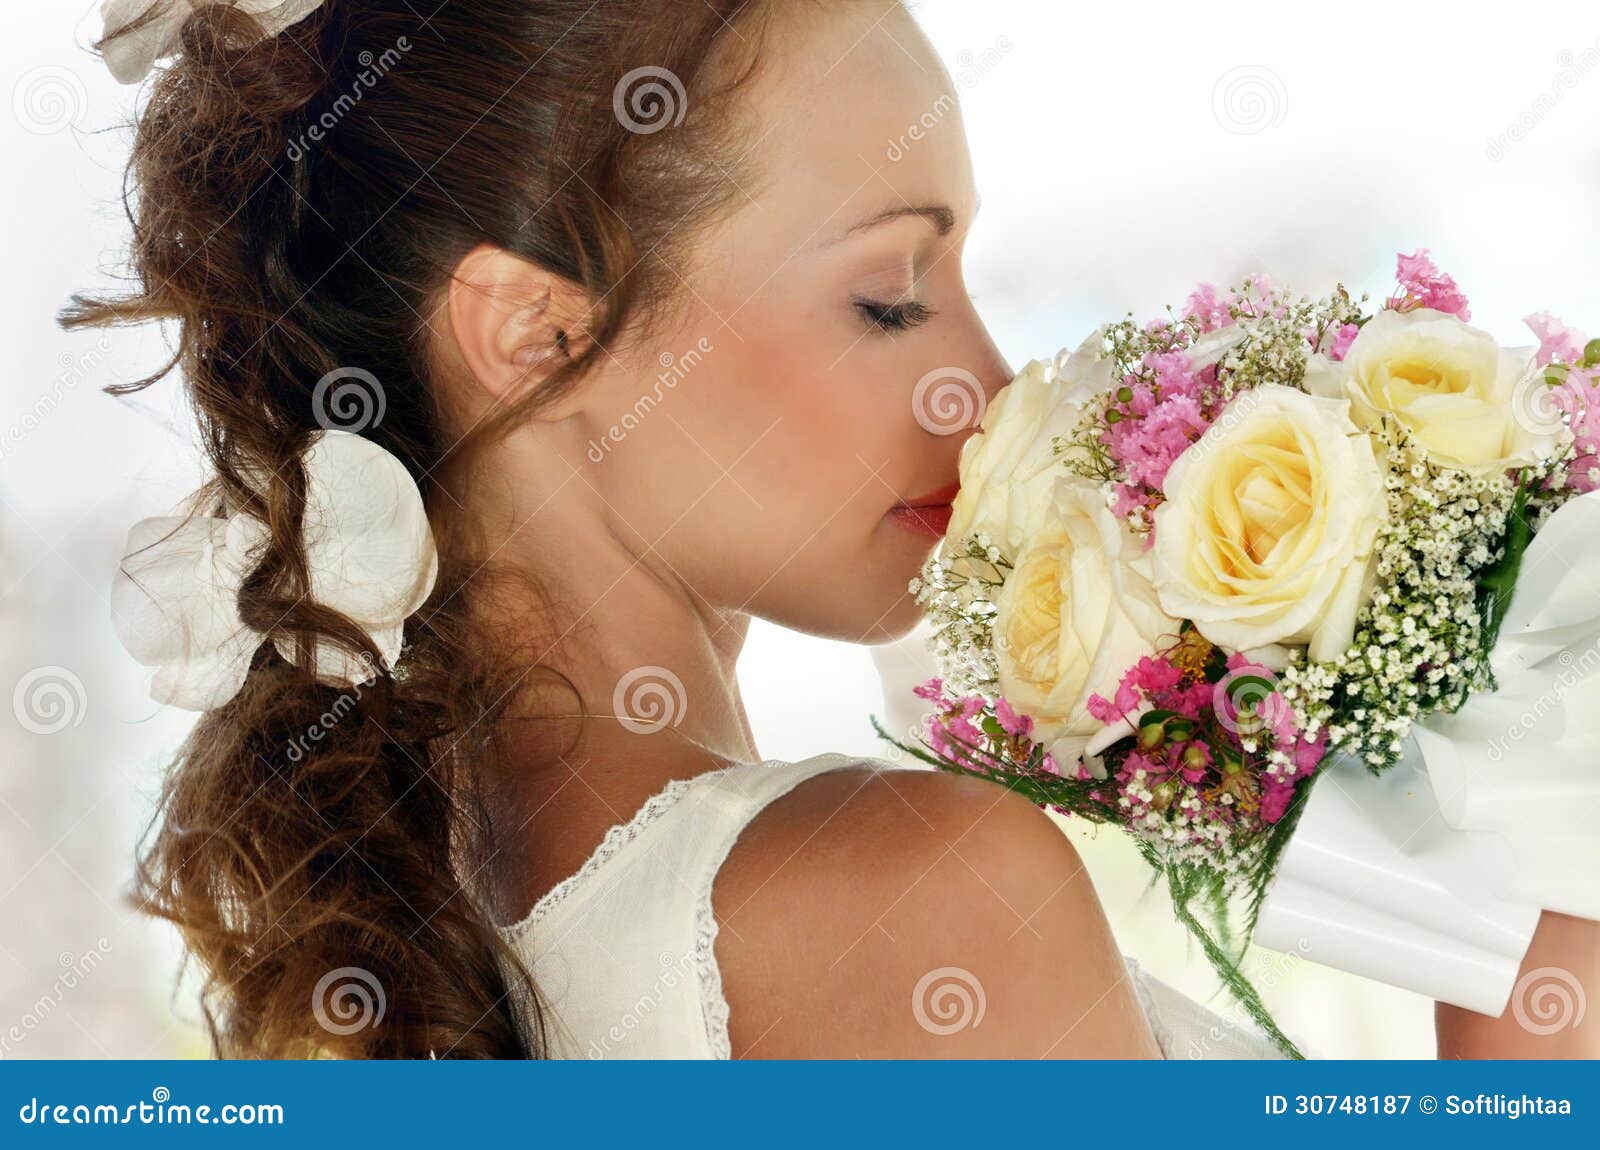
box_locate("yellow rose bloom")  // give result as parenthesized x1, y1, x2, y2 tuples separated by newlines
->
(1151, 384, 1386, 662)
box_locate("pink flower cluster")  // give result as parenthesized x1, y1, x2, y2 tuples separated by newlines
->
(1517, 311, 1600, 493)
(1389, 248, 1472, 320)
(1104, 351, 1214, 522)
(1526, 311, 1586, 368)
(912, 677, 1066, 777)
(1085, 649, 1327, 827)
(1328, 323, 1361, 361)
(1097, 253, 1493, 535)
(1097, 280, 1283, 523)
(1099, 273, 1313, 528)
(1557, 388, 1600, 494)
(1086, 651, 1202, 725)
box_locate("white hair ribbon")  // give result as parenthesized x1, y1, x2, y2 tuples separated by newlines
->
(100, 0, 325, 84)
(111, 431, 439, 711)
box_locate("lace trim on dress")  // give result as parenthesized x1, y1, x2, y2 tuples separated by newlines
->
(695, 841, 741, 1059)
(497, 763, 750, 939)
(693, 755, 869, 1059)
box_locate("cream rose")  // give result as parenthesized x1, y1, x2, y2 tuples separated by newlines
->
(947, 336, 1109, 557)
(993, 480, 1177, 768)
(1151, 384, 1385, 662)
(1330, 308, 1560, 475)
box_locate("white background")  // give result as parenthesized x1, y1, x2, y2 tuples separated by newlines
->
(4, 0, 1598, 1057)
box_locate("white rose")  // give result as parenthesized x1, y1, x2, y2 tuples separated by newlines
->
(1301, 351, 1344, 399)
(947, 340, 1106, 556)
(993, 480, 1178, 770)
(1330, 308, 1561, 475)
(1151, 384, 1386, 662)
(1051, 327, 1117, 402)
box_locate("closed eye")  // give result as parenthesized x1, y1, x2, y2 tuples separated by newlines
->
(854, 297, 936, 333)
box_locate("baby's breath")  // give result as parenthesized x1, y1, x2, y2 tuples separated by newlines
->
(1278, 419, 1569, 772)
(913, 533, 1010, 694)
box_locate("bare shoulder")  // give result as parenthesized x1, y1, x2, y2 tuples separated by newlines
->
(712, 761, 1161, 1058)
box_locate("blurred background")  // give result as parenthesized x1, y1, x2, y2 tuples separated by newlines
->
(4, 0, 1599, 1058)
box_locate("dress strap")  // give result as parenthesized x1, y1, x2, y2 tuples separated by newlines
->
(687, 754, 896, 1057)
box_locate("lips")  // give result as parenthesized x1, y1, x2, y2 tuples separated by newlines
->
(901, 481, 962, 508)
(887, 503, 954, 538)
(887, 480, 961, 540)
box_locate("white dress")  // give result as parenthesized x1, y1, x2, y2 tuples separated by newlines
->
(498, 753, 1294, 1059)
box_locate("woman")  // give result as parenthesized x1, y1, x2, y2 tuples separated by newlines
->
(75, 0, 1594, 1059)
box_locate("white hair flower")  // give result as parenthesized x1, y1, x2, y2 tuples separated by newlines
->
(111, 431, 439, 710)
(100, 0, 326, 84)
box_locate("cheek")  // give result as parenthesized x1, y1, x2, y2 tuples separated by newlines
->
(710, 318, 907, 513)
(603, 293, 941, 631)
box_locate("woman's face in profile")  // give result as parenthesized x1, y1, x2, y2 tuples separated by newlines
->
(569, 1, 1010, 644)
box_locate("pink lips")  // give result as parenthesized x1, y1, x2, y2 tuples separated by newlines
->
(887, 504, 954, 538)
(887, 481, 961, 539)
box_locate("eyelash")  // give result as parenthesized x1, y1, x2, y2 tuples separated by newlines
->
(854, 297, 936, 333)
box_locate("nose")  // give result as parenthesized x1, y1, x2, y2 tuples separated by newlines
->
(921, 293, 1010, 444)
(966, 332, 1012, 435)
(938, 351, 1010, 458)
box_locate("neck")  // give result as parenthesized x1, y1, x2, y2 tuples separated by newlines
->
(463, 469, 761, 817)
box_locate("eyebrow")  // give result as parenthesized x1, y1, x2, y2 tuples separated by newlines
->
(819, 200, 970, 248)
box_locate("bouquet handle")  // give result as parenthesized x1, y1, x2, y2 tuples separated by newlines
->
(1254, 746, 1542, 1015)
(1257, 487, 1600, 1014)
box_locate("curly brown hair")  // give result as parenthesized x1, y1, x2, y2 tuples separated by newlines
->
(63, 0, 775, 1058)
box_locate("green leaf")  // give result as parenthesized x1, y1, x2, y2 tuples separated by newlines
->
(1477, 477, 1534, 661)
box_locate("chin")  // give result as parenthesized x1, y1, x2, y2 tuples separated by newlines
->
(857, 613, 923, 646)
(850, 586, 926, 645)
(765, 573, 925, 645)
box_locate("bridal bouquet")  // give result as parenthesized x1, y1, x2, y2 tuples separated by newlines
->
(876, 252, 1600, 1057)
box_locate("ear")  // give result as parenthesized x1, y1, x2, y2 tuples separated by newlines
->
(446, 245, 593, 407)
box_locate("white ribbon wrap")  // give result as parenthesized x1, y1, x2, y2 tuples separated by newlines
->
(1255, 487, 1600, 1015)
